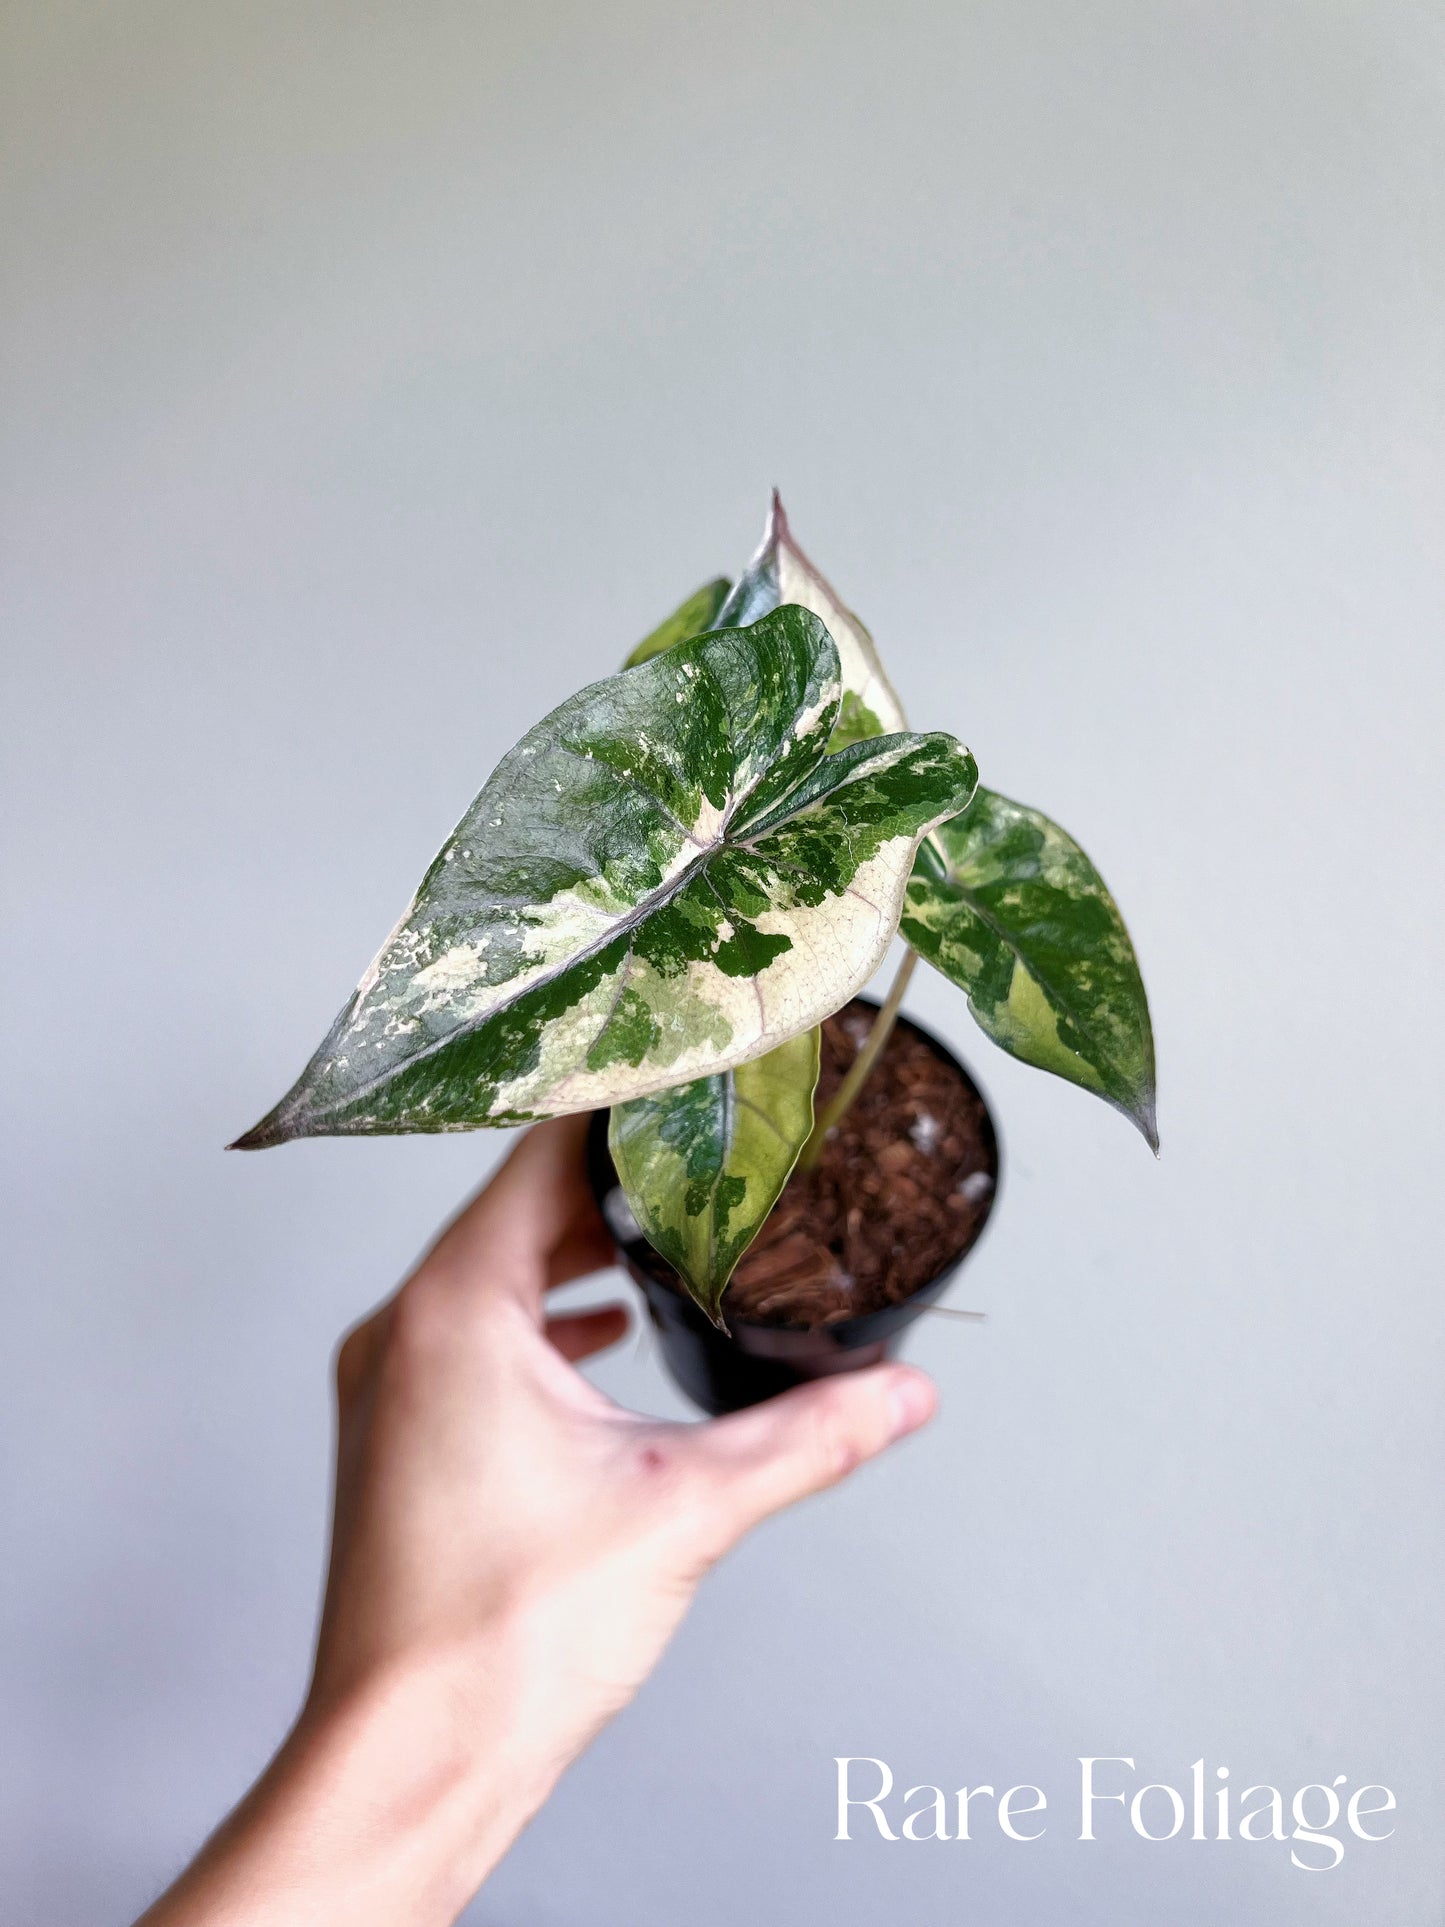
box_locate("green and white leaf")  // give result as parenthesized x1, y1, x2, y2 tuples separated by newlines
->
(611, 498, 910, 1297)
(609, 1027, 820, 1325)
(235, 607, 977, 1146)
(624, 577, 732, 668)
(902, 789, 1157, 1150)
(716, 492, 908, 745)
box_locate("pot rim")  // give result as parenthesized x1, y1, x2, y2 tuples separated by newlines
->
(586, 995, 1002, 1340)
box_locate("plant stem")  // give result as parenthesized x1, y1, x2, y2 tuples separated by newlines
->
(798, 947, 918, 1172)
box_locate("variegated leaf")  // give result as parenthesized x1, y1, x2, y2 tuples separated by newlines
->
(624, 577, 732, 668)
(609, 1027, 820, 1325)
(234, 608, 977, 1146)
(716, 491, 908, 744)
(902, 789, 1158, 1149)
(612, 500, 907, 1296)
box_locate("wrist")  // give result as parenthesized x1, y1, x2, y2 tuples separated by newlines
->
(144, 1645, 554, 1927)
(296, 1647, 562, 1919)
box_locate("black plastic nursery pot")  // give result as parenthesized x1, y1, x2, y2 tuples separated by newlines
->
(585, 1001, 1001, 1416)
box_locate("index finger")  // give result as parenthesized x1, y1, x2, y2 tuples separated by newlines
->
(417, 1112, 599, 1305)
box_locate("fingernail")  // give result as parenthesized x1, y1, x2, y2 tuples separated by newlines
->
(886, 1369, 936, 1440)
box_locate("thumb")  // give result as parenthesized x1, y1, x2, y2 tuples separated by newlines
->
(683, 1365, 937, 1549)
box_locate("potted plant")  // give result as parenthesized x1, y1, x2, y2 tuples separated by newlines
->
(234, 496, 1155, 1412)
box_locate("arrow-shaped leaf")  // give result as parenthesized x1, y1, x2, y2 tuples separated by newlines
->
(609, 1026, 820, 1325)
(624, 577, 732, 668)
(234, 608, 977, 1146)
(901, 789, 1157, 1149)
(717, 492, 908, 744)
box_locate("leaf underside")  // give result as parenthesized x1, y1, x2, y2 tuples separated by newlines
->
(609, 1025, 821, 1326)
(902, 789, 1158, 1149)
(234, 607, 977, 1146)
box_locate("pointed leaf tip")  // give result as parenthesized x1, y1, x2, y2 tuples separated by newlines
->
(717, 495, 908, 741)
(1112, 1087, 1159, 1155)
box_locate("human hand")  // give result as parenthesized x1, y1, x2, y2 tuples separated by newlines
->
(140, 1114, 936, 1927)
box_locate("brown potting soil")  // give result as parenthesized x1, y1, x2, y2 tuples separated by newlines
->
(720, 1000, 997, 1329)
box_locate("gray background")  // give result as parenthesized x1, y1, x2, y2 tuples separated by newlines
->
(3, 3, 1442, 1922)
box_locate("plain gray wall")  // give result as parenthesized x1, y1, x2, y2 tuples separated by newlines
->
(3, 3, 1442, 1922)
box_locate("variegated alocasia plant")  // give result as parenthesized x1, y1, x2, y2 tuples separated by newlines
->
(605, 497, 1155, 1321)
(236, 495, 1155, 1330)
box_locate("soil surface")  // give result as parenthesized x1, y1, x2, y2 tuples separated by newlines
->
(718, 1000, 997, 1329)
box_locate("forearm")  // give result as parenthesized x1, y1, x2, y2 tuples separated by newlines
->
(135, 1121, 932, 1925)
(138, 1657, 555, 1927)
